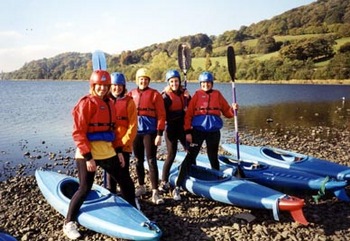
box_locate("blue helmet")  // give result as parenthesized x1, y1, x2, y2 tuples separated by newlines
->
(198, 71, 214, 83)
(165, 70, 181, 82)
(111, 72, 126, 85)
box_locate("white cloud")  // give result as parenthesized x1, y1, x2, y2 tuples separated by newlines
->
(0, 44, 59, 72)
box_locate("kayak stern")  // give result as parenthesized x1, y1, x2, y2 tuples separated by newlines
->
(278, 195, 308, 225)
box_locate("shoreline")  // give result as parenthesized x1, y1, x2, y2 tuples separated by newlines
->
(3, 78, 350, 85)
(235, 79, 350, 85)
(1, 125, 350, 240)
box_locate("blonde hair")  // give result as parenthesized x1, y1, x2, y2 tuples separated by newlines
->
(89, 85, 110, 98)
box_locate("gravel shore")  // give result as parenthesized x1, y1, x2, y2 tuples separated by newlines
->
(1, 125, 350, 241)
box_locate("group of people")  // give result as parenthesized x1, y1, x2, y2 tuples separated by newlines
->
(63, 67, 238, 240)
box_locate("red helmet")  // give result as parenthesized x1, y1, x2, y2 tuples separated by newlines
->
(89, 70, 111, 86)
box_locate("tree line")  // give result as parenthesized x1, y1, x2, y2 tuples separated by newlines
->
(4, 0, 350, 81)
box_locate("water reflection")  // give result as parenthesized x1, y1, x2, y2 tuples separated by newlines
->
(224, 100, 350, 137)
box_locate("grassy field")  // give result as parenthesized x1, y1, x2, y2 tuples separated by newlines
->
(335, 37, 350, 50)
(191, 35, 350, 70)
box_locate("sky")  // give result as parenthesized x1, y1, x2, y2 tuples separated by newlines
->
(0, 0, 316, 72)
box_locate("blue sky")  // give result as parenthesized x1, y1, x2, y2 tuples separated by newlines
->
(0, 0, 315, 72)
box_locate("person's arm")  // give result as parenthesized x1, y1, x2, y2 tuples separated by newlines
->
(184, 93, 196, 132)
(72, 97, 97, 172)
(121, 98, 138, 149)
(154, 91, 166, 145)
(219, 92, 235, 118)
(72, 97, 93, 160)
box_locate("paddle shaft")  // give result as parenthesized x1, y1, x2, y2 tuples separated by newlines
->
(227, 46, 240, 160)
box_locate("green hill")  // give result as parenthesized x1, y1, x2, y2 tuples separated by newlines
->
(5, 0, 350, 82)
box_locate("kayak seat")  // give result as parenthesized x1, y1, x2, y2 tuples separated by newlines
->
(262, 148, 285, 160)
(242, 163, 260, 170)
(60, 179, 100, 201)
(263, 148, 305, 162)
(60, 180, 79, 199)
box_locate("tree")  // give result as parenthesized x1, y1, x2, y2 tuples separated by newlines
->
(338, 42, 350, 53)
(326, 52, 350, 79)
(279, 37, 335, 61)
(255, 35, 278, 54)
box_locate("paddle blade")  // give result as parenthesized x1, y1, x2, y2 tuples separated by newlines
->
(92, 50, 107, 71)
(178, 43, 192, 75)
(227, 46, 236, 81)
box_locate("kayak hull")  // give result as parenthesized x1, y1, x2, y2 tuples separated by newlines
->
(177, 152, 349, 202)
(0, 233, 17, 241)
(221, 144, 350, 182)
(35, 170, 162, 241)
(154, 159, 307, 224)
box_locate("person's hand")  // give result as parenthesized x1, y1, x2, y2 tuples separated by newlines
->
(86, 159, 96, 172)
(155, 135, 162, 146)
(163, 86, 171, 93)
(117, 153, 125, 168)
(186, 133, 192, 144)
(184, 89, 190, 98)
(232, 103, 239, 110)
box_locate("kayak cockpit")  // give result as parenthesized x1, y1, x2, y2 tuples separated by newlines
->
(218, 155, 267, 171)
(59, 178, 111, 204)
(262, 147, 306, 163)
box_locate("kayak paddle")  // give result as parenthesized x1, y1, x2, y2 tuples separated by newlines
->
(177, 42, 191, 103)
(227, 46, 240, 160)
(92, 50, 107, 71)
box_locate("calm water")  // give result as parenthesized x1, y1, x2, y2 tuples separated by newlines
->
(1, 80, 349, 180)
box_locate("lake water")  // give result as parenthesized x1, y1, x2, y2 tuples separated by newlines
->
(0, 80, 349, 180)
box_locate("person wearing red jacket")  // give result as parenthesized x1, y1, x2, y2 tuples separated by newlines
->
(106, 72, 138, 208)
(159, 70, 190, 201)
(173, 71, 238, 200)
(128, 68, 166, 205)
(63, 70, 126, 240)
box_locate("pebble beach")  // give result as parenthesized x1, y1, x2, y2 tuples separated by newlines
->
(1, 124, 350, 241)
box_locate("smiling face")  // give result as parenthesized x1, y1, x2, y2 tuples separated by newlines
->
(137, 76, 150, 90)
(200, 81, 213, 92)
(168, 77, 180, 91)
(110, 84, 124, 96)
(93, 84, 110, 98)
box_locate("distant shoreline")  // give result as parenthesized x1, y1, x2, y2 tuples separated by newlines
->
(235, 79, 350, 85)
(3, 79, 350, 85)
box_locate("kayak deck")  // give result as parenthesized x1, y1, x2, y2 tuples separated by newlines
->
(35, 170, 162, 241)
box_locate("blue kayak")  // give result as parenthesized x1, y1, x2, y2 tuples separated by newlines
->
(221, 143, 350, 182)
(0, 233, 17, 241)
(176, 152, 349, 202)
(35, 170, 162, 241)
(152, 159, 308, 225)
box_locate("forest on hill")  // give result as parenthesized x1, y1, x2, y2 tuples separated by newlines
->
(4, 0, 350, 82)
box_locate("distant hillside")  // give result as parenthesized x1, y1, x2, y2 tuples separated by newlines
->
(4, 0, 350, 82)
(242, 0, 350, 37)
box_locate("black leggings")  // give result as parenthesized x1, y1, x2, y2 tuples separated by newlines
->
(176, 129, 221, 187)
(162, 126, 187, 182)
(105, 152, 136, 206)
(133, 133, 159, 189)
(66, 155, 135, 222)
